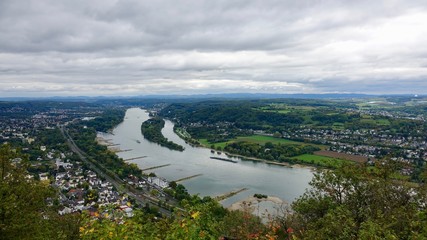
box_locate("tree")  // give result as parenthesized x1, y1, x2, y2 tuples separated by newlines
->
(0, 144, 80, 239)
(265, 142, 274, 149)
(288, 160, 427, 239)
(273, 132, 282, 138)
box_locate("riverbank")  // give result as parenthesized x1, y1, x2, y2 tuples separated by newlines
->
(237, 155, 294, 168)
(220, 151, 316, 171)
(227, 196, 287, 212)
(197, 145, 319, 171)
(96, 136, 112, 146)
(96, 136, 122, 153)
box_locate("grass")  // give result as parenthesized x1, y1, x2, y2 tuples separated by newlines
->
(235, 135, 303, 145)
(332, 122, 345, 130)
(256, 104, 315, 114)
(292, 154, 352, 168)
(360, 118, 390, 126)
(199, 134, 327, 150)
(259, 109, 291, 114)
(294, 154, 337, 161)
(375, 119, 391, 125)
(198, 139, 228, 149)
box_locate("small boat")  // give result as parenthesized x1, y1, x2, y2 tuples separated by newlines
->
(136, 140, 141, 143)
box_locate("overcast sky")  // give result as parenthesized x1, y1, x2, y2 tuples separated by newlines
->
(1, 0, 426, 97)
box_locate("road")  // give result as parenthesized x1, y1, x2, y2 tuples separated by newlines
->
(59, 125, 175, 216)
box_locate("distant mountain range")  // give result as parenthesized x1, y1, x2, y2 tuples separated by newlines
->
(0, 93, 423, 102)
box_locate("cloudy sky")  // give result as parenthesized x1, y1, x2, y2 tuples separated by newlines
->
(1, 0, 427, 97)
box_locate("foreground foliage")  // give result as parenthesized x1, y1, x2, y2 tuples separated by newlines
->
(79, 198, 272, 240)
(287, 160, 427, 239)
(0, 145, 80, 240)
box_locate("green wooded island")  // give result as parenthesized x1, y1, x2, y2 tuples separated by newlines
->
(141, 117, 185, 151)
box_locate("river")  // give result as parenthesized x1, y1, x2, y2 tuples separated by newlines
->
(98, 108, 313, 209)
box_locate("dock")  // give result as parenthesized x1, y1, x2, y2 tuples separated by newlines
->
(124, 156, 147, 162)
(174, 174, 203, 183)
(115, 149, 132, 153)
(214, 188, 248, 201)
(141, 164, 171, 171)
(106, 143, 120, 147)
(210, 156, 238, 163)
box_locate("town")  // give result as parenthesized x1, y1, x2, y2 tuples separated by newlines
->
(0, 101, 178, 219)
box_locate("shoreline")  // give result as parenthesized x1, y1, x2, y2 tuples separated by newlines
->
(215, 150, 316, 171)
(96, 136, 111, 146)
(228, 195, 287, 212)
(96, 136, 121, 153)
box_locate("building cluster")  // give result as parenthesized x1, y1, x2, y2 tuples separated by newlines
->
(30, 147, 133, 217)
(279, 131, 426, 177)
(0, 106, 102, 143)
(349, 108, 425, 122)
(1, 104, 178, 219)
(282, 127, 427, 162)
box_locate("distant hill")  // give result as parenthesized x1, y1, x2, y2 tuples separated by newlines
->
(0, 93, 375, 102)
(4, 93, 426, 102)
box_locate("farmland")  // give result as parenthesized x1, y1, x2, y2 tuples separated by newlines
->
(314, 150, 371, 163)
(199, 134, 326, 150)
(291, 154, 351, 168)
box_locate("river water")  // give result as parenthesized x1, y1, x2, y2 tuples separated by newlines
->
(99, 108, 313, 208)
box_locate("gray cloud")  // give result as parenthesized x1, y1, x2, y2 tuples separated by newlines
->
(0, 0, 427, 96)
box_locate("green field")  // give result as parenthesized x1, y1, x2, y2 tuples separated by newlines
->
(360, 118, 390, 126)
(199, 139, 228, 149)
(235, 135, 304, 145)
(332, 122, 345, 130)
(292, 154, 351, 168)
(257, 104, 315, 114)
(199, 135, 326, 150)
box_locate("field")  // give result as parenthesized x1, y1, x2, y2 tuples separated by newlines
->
(292, 154, 350, 168)
(234, 135, 305, 145)
(198, 139, 228, 149)
(355, 98, 397, 110)
(258, 104, 316, 111)
(360, 118, 390, 126)
(200, 135, 326, 149)
(314, 150, 370, 163)
(332, 122, 345, 130)
(290, 150, 373, 168)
